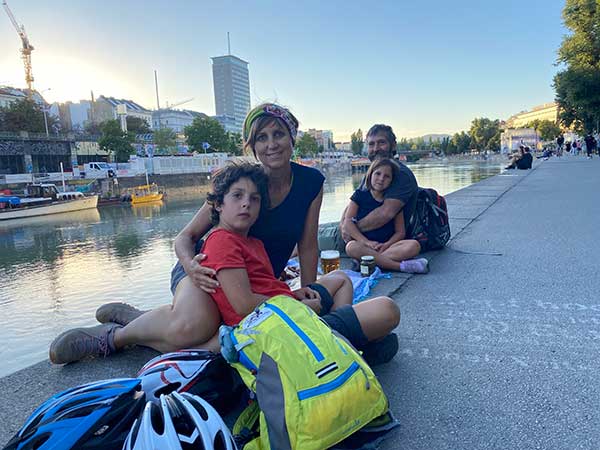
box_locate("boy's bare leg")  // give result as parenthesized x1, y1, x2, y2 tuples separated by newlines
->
(352, 296, 400, 342)
(316, 270, 353, 311)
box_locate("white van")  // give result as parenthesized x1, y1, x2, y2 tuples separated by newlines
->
(81, 162, 116, 179)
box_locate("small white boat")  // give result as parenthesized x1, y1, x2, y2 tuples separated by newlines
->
(0, 184, 99, 221)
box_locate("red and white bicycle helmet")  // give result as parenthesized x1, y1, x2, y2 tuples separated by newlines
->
(136, 349, 244, 414)
(123, 391, 237, 450)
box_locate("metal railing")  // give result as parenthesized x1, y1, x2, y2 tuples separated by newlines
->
(0, 131, 101, 142)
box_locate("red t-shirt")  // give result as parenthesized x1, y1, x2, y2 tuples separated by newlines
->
(201, 228, 293, 325)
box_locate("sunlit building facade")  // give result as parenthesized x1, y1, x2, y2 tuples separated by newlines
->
(505, 103, 559, 128)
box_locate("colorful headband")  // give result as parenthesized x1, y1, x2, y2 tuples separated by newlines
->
(243, 103, 298, 145)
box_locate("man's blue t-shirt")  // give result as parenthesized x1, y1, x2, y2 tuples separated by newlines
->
(250, 162, 325, 277)
(350, 189, 395, 243)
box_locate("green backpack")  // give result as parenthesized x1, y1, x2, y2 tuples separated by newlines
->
(220, 295, 390, 450)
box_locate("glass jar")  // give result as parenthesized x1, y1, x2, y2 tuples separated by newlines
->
(360, 255, 376, 277)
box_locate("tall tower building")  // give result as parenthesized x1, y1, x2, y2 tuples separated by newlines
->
(211, 54, 251, 133)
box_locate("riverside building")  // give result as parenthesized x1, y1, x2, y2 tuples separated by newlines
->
(211, 54, 251, 133)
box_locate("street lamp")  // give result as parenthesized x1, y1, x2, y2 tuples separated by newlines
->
(41, 88, 52, 136)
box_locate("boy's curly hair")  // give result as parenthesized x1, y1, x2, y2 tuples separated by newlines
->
(206, 161, 270, 225)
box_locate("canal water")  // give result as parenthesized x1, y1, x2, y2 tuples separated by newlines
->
(0, 158, 503, 377)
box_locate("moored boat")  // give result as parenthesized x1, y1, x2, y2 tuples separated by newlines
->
(129, 183, 164, 205)
(0, 184, 99, 221)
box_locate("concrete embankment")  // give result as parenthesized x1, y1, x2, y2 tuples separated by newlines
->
(2, 156, 599, 448)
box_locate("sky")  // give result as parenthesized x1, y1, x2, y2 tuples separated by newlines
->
(1, 0, 568, 140)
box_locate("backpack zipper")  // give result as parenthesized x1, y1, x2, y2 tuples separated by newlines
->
(264, 303, 325, 362)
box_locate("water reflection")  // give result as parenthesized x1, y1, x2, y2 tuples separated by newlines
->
(0, 159, 502, 376)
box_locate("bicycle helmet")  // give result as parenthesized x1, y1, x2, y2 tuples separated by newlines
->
(137, 349, 244, 414)
(3, 378, 145, 450)
(123, 391, 237, 450)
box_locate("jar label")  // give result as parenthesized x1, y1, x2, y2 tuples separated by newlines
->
(361, 265, 369, 275)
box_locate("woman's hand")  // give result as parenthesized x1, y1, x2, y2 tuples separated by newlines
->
(292, 286, 321, 301)
(184, 253, 219, 293)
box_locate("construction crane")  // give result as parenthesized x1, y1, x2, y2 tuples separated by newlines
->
(2, 0, 34, 98)
(165, 98, 194, 110)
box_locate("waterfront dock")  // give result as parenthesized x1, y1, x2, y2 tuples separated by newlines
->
(2, 156, 599, 448)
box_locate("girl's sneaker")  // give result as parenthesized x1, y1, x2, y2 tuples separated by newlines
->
(399, 258, 429, 274)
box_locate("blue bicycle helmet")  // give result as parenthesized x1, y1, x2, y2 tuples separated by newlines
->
(3, 378, 145, 450)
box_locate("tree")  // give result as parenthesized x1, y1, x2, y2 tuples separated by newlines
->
(0, 99, 57, 133)
(98, 120, 134, 162)
(350, 129, 364, 155)
(554, 0, 600, 133)
(450, 131, 472, 154)
(126, 116, 151, 134)
(184, 116, 228, 152)
(153, 127, 177, 154)
(295, 133, 319, 157)
(226, 132, 243, 156)
(525, 119, 562, 142)
(469, 118, 501, 151)
(555, 66, 600, 133)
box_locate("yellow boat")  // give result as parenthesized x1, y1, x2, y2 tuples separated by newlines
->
(130, 183, 164, 205)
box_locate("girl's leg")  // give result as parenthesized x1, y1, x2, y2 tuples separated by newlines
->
(380, 240, 421, 264)
(314, 270, 353, 311)
(346, 240, 409, 271)
(113, 277, 221, 353)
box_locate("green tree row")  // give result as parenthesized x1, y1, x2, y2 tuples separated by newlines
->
(554, 0, 600, 133)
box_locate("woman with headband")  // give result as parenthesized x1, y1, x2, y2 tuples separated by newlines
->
(49, 103, 400, 366)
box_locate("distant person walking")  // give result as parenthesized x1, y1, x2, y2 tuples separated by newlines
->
(557, 134, 565, 152)
(584, 134, 597, 159)
(556, 134, 565, 157)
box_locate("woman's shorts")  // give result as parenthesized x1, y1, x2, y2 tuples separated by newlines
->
(170, 239, 204, 295)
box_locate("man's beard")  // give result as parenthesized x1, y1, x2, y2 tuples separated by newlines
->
(368, 149, 392, 161)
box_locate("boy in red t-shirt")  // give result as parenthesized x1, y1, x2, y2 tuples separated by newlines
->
(202, 162, 400, 365)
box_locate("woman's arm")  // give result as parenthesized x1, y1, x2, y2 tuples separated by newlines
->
(216, 268, 269, 317)
(173, 202, 218, 292)
(297, 187, 324, 287)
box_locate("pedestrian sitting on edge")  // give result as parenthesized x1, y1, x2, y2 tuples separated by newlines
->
(344, 158, 427, 273)
(340, 124, 428, 274)
(48, 103, 400, 367)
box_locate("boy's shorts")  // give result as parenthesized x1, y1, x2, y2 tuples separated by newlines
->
(308, 283, 369, 350)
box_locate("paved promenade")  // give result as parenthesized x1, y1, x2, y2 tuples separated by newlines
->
(2, 156, 599, 448)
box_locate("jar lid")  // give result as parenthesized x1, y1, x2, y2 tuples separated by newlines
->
(361, 255, 375, 262)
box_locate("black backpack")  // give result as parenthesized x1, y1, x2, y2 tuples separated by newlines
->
(409, 188, 451, 252)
